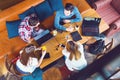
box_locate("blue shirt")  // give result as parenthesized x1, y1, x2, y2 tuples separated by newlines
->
(54, 7, 82, 31)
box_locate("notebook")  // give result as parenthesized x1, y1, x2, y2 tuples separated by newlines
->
(34, 30, 53, 46)
(82, 17, 101, 36)
(70, 31, 82, 42)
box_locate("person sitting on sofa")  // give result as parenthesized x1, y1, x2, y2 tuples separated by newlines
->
(16, 44, 46, 75)
(62, 40, 87, 71)
(18, 13, 44, 43)
(54, 3, 82, 32)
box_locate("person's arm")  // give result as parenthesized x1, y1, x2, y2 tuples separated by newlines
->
(62, 48, 70, 58)
(77, 42, 85, 56)
(18, 18, 32, 42)
(70, 7, 82, 23)
(54, 11, 66, 31)
(38, 23, 46, 30)
(36, 50, 46, 67)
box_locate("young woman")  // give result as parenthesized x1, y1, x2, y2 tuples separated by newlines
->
(16, 44, 46, 74)
(62, 40, 87, 71)
(18, 13, 44, 43)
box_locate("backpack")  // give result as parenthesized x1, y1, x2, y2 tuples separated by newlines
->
(89, 39, 105, 54)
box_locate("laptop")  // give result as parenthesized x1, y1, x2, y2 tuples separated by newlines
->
(82, 17, 101, 36)
(34, 30, 53, 46)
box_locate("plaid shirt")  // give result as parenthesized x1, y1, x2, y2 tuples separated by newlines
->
(18, 16, 44, 42)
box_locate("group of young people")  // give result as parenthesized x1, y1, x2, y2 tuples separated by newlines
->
(16, 3, 87, 79)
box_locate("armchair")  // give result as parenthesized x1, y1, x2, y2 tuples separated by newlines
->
(93, 0, 120, 37)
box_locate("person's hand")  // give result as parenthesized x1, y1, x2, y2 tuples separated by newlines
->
(28, 38, 34, 43)
(42, 50, 47, 55)
(35, 47, 41, 50)
(41, 46, 47, 56)
(41, 46, 47, 50)
(63, 20, 71, 23)
(66, 27, 74, 32)
(34, 27, 40, 31)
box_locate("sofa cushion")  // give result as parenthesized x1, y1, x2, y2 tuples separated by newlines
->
(111, 0, 120, 14)
(34, 1, 53, 21)
(47, 0, 64, 11)
(96, 4, 119, 24)
(19, 7, 36, 20)
(6, 20, 21, 38)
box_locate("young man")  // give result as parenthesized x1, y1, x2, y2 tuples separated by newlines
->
(18, 13, 44, 43)
(54, 3, 82, 32)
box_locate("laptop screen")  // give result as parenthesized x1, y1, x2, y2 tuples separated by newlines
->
(34, 30, 53, 46)
(82, 17, 101, 36)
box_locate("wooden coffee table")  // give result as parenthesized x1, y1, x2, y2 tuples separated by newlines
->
(40, 9, 109, 69)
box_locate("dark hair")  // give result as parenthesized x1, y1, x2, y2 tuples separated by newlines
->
(28, 13, 39, 26)
(65, 3, 74, 12)
(20, 44, 42, 65)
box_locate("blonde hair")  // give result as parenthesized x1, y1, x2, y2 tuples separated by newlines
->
(66, 41, 81, 60)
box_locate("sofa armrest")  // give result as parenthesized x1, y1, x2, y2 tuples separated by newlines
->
(93, 0, 112, 10)
(111, 18, 120, 29)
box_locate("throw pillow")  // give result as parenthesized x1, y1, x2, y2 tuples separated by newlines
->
(22, 68, 43, 80)
(47, 0, 64, 11)
(111, 0, 120, 14)
(34, 1, 53, 21)
(6, 20, 21, 38)
(19, 7, 36, 20)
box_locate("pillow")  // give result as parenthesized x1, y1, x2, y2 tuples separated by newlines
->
(34, 1, 53, 21)
(19, 7, 36, 20)
(47, 0, 64, 11)
(111, 0, 120, 14)
(6, 20, 21, 38)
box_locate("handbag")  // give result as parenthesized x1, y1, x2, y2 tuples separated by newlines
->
(89, 39, 105, 54)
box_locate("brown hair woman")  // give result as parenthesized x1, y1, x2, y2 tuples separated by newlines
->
(16, 44, 46, 74)
(62, 40, 87, 71)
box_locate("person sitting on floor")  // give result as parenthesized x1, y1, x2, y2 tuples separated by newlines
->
(54, 3, 82, 32)
(18, 13, 44, 43)
(62, 40, 87, 71)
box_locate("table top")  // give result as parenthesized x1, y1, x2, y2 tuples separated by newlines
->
(40, 37, 63, 68)
(40, 9, 109, 69)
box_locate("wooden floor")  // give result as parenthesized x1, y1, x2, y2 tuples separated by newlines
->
(0, 32, 120, 80)
(0, 0, 23, 10)
(0, 0, 120, 79)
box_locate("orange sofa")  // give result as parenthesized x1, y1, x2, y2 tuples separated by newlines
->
(0, 0, 91, 58)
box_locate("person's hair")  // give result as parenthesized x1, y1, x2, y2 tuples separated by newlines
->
(20, 44, 42, 65)
(65, 3, 74, 12)
(66, 41, 81, 60)
(28, 13, 39, 26)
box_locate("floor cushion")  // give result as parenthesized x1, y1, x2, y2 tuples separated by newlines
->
(34, 1, 53, 21)
(6, 19, 21, 38)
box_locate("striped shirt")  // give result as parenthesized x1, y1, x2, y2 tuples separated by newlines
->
(18, 16, 44, 42)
